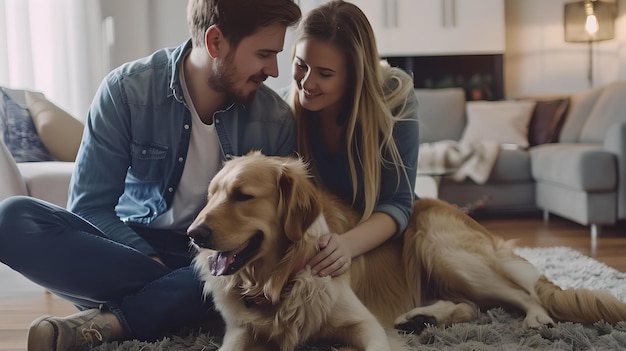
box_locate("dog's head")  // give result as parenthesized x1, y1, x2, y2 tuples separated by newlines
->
(188, 151, 324, 300)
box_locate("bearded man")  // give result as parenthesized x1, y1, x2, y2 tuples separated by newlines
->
(0, 1, 301, 350)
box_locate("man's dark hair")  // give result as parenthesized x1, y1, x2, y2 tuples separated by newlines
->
(188, 0, 301, 48)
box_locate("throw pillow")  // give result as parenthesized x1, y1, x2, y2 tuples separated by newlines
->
(525, 98, 570, 146)
(0, 87, 56, 162)
(559, 86, 603, 143)
(579, 80, 626, 143)
(460, 100, 536, 148)
(25, 91, 84, 162)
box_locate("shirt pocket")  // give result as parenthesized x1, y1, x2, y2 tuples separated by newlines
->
(129, 141, 168, 181)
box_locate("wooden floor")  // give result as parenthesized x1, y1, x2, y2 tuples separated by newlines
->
(0, 214, 625, 351)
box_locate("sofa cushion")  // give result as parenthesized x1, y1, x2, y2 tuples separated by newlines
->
(531, 143, 616, 191)
(25, 91, 84, 162)
(489, 148, 532, 183)
(525, 98, 570, 146)
(460, 100, 536, 148)
(414, 88, 466, 143)
(558, 86, 603, 143)
(0, 87, 55, 162)
(579, 81, 626, 143)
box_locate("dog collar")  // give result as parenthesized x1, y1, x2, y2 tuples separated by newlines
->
(243, 259, 308, 307)
(244, 295, 272, 307)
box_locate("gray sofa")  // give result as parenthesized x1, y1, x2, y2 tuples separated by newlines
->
(415, 81, 626, 236)
(530, 82, 626, 237)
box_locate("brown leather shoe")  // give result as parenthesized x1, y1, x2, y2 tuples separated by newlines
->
(27, 309, 112, 351)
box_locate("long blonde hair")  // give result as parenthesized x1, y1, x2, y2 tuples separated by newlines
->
(289, 0, 415, 223)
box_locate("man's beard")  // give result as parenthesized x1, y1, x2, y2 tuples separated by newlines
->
(209, 55, 265, 105)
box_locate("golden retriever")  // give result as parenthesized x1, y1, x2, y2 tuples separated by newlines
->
(188, 151, 626, 351)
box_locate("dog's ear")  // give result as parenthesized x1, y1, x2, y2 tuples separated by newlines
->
(279, 159, 321, 242)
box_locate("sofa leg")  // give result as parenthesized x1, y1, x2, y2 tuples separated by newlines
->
(590, 224, 600, 256)
(543, 210, 549, 222)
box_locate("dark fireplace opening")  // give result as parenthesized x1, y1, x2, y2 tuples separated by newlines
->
(384, 54, 504, 101)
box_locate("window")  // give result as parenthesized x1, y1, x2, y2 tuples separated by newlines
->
(0, 0, 105, 119)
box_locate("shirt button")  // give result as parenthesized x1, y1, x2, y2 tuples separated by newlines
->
(184, 124, 190, 129)
(168, 187, 174, 193)
(178, 157, 184, 163)
(215, 119, 220, 124)
(141, 149, 147, 155)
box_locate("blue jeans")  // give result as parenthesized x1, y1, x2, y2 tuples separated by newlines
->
(0, 196, 220, 341)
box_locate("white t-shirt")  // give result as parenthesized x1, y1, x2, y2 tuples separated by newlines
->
(150, 54, 221, 232)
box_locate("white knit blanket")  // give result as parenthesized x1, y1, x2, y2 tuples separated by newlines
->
(417, 140, 500, 184)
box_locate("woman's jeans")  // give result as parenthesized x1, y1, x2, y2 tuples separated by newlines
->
(0, 196, 220, 341)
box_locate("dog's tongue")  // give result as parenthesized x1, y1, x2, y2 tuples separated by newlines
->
(207, 238, 251, 276)
(208, 252, 234, 276)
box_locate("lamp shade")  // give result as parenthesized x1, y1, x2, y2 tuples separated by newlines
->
(564, 0, 617, 42)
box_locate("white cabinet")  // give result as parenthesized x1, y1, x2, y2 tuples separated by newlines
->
(348, 0, 505, 56)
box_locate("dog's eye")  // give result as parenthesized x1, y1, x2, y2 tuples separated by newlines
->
(232, 189, 254, 202)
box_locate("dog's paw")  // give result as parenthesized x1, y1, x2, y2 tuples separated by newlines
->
(394, 315, 437, 334)
(523, 310, 555, 329)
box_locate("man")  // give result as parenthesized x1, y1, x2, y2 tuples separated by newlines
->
(0, 0, 301, 350)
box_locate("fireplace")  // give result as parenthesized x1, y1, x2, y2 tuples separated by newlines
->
(384, 54, 504, 101)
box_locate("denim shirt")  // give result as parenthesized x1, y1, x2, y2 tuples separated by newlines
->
(68, 39, 296, 256)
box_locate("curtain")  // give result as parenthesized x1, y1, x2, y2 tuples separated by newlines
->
(0, 0, 105, 121)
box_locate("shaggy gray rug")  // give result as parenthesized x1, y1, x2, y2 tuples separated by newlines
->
(94, 246, 626, 351)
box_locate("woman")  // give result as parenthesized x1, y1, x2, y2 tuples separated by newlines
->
(284, 0, 420, 278)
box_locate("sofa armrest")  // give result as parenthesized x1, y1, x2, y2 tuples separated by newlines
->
(0, 141, 28, 202)
(604, 121, 626, 220)
(17, 161, 75, 208)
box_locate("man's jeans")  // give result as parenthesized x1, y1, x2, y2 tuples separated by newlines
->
(0, 196, 219, 341)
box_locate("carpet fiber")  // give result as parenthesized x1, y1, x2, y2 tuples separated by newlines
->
(94, 246, 626, 351)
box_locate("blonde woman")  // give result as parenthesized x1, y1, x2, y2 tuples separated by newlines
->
(284, 0, 419, 277)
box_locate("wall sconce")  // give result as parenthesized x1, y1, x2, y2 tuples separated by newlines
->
(564, 0, 617, 87)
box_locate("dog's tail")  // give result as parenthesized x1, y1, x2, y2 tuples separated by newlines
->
(535, 276, 626, 324)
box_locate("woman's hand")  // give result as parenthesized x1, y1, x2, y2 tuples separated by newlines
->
(308, 233, 352, 277)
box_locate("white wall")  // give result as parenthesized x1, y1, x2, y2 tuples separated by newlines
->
(504, 0, 626, 97)
(100, 0, 188, 71)
(147, 0, 190, 50)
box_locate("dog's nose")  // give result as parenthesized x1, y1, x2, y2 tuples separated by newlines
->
(187, 224, 213, 248)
